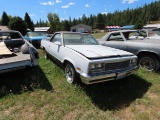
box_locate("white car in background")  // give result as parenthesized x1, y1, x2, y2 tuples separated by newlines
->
(139, 28, 160, 39)
(41, 32, 138, 85)
(0, 30, 39, 73)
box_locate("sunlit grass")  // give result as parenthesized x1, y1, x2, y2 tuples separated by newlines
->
(91, 32, 107, 39)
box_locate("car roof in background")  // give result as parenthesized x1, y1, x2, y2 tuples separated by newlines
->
(0, 30, 19, 33)
(109, 30, 138, 33)
(55, 31, 90, 34)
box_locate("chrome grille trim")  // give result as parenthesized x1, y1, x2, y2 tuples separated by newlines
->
(105, 60, 130, 71)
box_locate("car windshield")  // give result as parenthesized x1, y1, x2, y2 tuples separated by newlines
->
(27, 32, 49, 37)
(63, 33, 99, 45)
(0, 32, 22, 40)
(152, 28, 160, 36)
(123, 31, 145, 40)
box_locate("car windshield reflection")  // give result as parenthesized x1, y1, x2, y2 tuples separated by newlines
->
(27, 32, 49, 37)
(123, 31, 145, 40)
(63, 33, 99, 45)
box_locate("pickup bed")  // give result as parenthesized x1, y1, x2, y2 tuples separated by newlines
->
(0, 30, 39, 73)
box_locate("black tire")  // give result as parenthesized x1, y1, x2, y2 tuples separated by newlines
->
(138, 55, 160, 71)
(65, 62, 78, 84)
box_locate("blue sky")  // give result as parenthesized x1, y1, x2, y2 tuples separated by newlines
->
(0, 0, 156, 23)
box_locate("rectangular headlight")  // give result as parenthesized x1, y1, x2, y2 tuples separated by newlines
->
(89, 63, 105, 71)
(130, 58, 137, 64)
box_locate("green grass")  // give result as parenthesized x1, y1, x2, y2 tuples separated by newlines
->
(91, 32, 107, 39)
(0, 33, 160, 120)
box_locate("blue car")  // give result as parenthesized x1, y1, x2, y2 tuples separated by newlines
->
(24, 31, 50, 45)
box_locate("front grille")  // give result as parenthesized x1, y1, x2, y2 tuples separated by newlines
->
(31, 40, 41, 44)
(105, 60, 130, 71)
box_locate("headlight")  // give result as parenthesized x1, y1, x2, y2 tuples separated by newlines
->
(89, 63, 105, 72)
(130, 58, 137, 64)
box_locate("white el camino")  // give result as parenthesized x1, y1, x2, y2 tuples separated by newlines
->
(41, 32, 138, 85)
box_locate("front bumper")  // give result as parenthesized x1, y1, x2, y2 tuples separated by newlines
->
(80, 66, 138, 84)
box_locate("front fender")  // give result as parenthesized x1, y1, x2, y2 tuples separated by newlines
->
(62, 57, 76, 69)
(137, 50, 160, 59)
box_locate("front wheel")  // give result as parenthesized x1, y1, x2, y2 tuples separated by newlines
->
(138, 55, 160, 71)
(65, 63, 78, 84)
(44, 49, 49, 59)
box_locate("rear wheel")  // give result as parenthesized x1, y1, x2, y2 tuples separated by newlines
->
(65, 63, 78, 84)
(138, 55, 160, 71)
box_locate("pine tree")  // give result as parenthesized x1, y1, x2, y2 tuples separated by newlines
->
(24, 12, 34, 31)
(1, 11, 10, 26)
(96, 13, 105, 29)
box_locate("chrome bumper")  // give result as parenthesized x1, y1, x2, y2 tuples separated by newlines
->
(80, 66, 138, 85)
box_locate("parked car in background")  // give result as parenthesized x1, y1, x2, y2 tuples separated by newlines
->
(98, 30, 160, 71)
(24, 31, 50, 45)
(41, 32, 138, 85)
(0, 30, 39, 73)
(139, 28, 160, 40)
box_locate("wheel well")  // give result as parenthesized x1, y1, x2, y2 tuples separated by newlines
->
(63, 60, 70, 67)
(137, 51, 160, 60)
(63, 60, 75, 68)
(42, 46, 45, 51)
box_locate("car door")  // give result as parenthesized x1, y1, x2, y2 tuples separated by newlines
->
(48, 33, 62, 61)
(104, 33, 126, 51)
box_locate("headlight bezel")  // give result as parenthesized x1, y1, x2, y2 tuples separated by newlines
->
(89, 63, 105, 72)
(129, 58, 137, 65)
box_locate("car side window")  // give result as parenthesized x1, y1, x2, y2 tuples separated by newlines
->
(108, 33, 124, 41)
(50, 34, 61, 43)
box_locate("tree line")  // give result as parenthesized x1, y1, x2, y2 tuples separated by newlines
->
(0, 1, 160, 34)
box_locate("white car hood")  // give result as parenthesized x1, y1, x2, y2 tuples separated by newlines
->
(66, 45, 133, 58)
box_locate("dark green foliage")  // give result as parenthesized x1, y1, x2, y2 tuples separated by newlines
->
(47, 13, 60, 32)
(96, 13, 105, 29)
(134, 20, 143, 29)
(82, 14, 88, 24)
(1, 11, 10, 26)
(24, 12, 34, 31)
(35, 19, 49, 27)
(61, 20, 70, 31)
(8, 17, 27, 35)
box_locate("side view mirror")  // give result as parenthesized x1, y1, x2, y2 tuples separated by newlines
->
(54, 41, 61, 46)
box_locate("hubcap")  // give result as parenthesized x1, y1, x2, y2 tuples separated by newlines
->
(139, 57, 155, 71)
(65, 64, 73, 83)
(44, 51, 48, 59)
(45, 53, 47, 59)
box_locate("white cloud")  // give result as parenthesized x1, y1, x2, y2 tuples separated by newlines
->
(40, 1, 54, 5)
(68, 2, 75, 5)
(56, 0, 62, 3)
(61, 2, 75, 8)
(85, 4, 90, 8)
(101, 12, 108, 15)
(62, 5, 69, 8)
(29, 14, 36, 17)
(122, 0, 138, 4)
